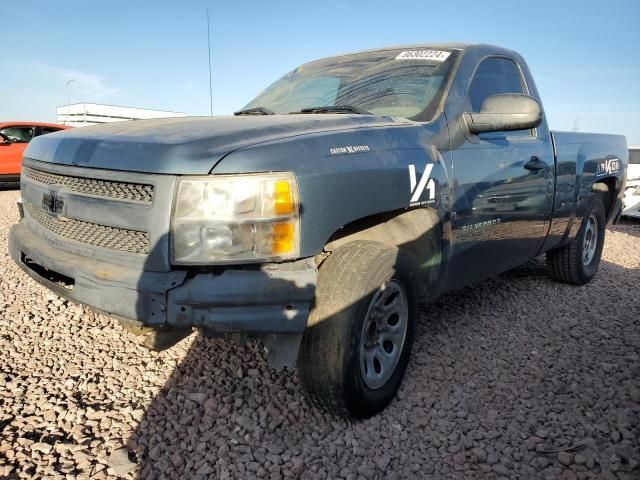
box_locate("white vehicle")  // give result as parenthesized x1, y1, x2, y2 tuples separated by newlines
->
(623, 145, 640, 218)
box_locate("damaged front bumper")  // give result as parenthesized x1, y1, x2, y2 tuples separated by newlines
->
(9, 221, 317, 366)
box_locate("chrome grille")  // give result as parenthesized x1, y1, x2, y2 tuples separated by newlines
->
(24, 201, 150, 254)
(23, 166, 155, 203)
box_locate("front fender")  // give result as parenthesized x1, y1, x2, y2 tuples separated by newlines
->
(210, 123, 452, 257)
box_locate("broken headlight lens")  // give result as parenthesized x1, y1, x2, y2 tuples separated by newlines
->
(171, 172, 300, 264)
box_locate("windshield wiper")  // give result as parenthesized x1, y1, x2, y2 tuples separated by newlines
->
(234, 106, 275, 116)
(296, 105, 372, 115)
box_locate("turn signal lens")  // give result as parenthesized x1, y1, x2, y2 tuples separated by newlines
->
(272, 222, 295, 255)
(274, 180, 294, 215)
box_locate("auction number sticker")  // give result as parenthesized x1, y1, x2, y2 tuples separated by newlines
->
(395, 50, 451, 61)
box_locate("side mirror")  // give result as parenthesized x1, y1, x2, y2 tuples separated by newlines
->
(462, 93, 542, 135)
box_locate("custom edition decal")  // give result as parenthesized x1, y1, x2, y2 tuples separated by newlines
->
(395, 50, 451, 62)
(596, 157, 620, 176)
(408, 164, 436, 206)
(329, 145, 370, 155)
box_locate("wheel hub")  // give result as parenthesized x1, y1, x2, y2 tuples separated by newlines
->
(359, 280, 408, 390)
(582, 214, 598, 266)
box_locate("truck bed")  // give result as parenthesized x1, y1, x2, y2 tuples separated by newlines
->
(541, 131, 628, 252)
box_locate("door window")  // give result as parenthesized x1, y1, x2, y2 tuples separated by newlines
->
(468, 57, 532, 137)
(0, 126, 35, 143)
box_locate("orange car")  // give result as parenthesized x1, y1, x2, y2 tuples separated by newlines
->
(0, 122, 71, 186)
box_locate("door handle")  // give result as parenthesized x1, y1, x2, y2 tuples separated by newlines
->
(524, 156, 546, 172)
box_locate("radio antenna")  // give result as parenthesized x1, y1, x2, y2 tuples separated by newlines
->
(206, 9, 213, 116)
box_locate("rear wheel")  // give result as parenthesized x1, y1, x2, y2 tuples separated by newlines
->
(298, 241, 418, 418)
(546, 196, 606, 285)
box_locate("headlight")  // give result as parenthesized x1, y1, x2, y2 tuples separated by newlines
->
(171, 172, 299, 264)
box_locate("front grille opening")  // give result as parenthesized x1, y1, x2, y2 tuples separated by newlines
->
(24, 201, 150, 254)
(21, 254, 75, 290)
(23, 165, 155, 203)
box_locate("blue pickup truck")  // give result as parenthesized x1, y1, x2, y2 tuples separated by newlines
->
(9, 43, 628, 418)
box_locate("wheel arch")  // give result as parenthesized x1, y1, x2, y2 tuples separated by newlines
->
(322, 207, 444, 297)
(591, 176, 618, 223)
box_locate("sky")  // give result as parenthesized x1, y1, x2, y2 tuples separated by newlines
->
(1, 0, 639, 143)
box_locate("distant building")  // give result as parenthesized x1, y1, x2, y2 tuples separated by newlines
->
(56, 103, 187, 127)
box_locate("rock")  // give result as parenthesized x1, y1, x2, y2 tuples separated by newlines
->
(356, 464, 376, 479)
(492, 463, 509, 476)
(170, 451, 184, 468)
(558, 452, 573, 466)
(196, 463, 214, 475)
(74, 450, 91, 470)
(472, 447, 487, 463)
(188, 392, 208, 405)
(535, 429, 549, 439)
(31, 442, 53, 454)
(487, 453, 499, 465)
(107, 447, 136, 476)
(375, 454, 391, 471)
(574, 453, 587, 465)
(453, 452, 466, 465)
(85, 409, 105, 420)
(147, 445, 161, 461)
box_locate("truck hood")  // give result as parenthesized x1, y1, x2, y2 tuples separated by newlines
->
(25, 115, 408, 175)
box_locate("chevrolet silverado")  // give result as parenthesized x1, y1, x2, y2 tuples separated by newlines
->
(9, 43, 628, 418)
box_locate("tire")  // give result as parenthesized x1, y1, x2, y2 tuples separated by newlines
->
(298, 241, 418, 419)
(546, 196, 606, 285)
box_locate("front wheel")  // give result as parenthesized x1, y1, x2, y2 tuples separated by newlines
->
(546, 196, 606, 285)
(298, 241, 418, 418)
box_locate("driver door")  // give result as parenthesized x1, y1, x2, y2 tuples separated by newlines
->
(447, 57, 553, 289)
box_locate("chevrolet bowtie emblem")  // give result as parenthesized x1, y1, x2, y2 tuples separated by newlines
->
(42, 191, 64, 215)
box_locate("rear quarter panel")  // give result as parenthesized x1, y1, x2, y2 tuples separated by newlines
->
(541, 131, 628, 251)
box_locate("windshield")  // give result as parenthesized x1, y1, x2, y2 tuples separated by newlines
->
(243, 48, 459, 121)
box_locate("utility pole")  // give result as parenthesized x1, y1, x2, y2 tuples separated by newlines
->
(207, 9, 213, 116)
(572, 118, 579, 132)
(65, 79, 75, 125)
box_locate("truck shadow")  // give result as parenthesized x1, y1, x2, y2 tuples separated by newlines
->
(121, 231, 639, 479)
(611, 216, 640, 239)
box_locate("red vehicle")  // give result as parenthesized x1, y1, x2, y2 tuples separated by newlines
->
(0, 122, 71, 186)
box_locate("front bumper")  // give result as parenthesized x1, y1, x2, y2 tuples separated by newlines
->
(0, 173, 20, 187)
(9, 221, 317, 334)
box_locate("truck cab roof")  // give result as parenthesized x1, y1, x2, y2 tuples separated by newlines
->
(305, 43, 520, 64)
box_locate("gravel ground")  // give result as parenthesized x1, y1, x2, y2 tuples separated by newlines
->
(1, 188, 639, 480)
